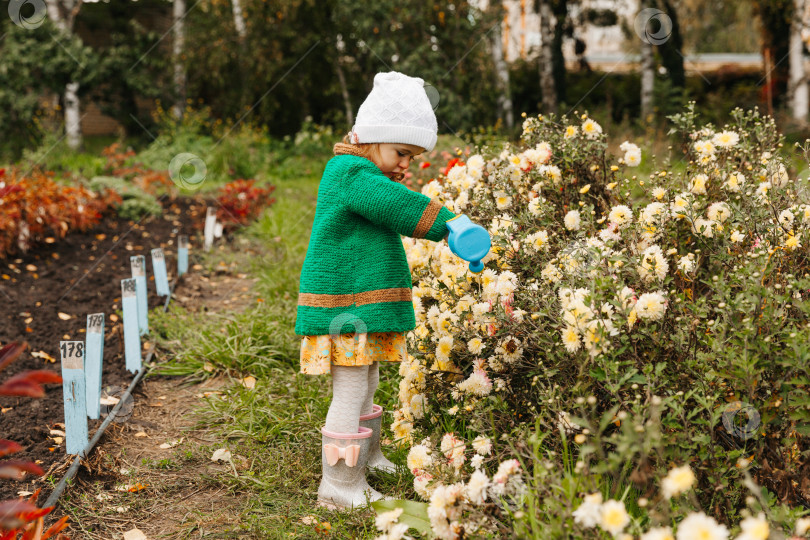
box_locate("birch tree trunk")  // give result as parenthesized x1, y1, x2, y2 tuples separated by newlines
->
(489, 13, 514, 130)
(640, 39, 655, 120)
(172, 0, 187, 120)
(538, 0, 556, 113)
(790, 0, 809, 123)
(231, 0, 246, 39)
(45, 0, 83, 150)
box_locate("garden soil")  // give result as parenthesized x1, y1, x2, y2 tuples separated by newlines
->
(0, 195, 211, 503)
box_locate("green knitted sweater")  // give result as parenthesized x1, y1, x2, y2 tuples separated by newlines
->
(295, 153, 457, 336)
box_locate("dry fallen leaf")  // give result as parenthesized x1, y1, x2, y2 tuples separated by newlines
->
(109, 314, 119, 322)
(57, 312, 73, 320)
(52, 437, 63, 445)
(127, 482, 148, 492)
(100, 396, 120, 406)
(301, 515, 318, 526)
(49, 429, 66, 437)
(95, 234, 106, 241)
(32, 351, 56, 363)
(24, 317, 33, 324)
(211, 448, 231, 462)
(1, 407, 12, 414)
(159, 438, 181, 449)
(44, 237, 55, 244)
(25, 264, 37, 272)
(134, 432, 147, 438)
(123, 528, 147, 540)
(17, 491, 33, 497)
(241, 376, 256, 389)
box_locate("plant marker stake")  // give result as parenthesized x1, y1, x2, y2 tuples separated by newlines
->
(84, 313, 105, 419)
(151, 248, 170, 296)
(60, 341, 89, 455)
(121, 278, 142, 373)
(204, 207, 216, 252)
(130, 255, 149, 336)
(44, 277, 180, 510)
(214, 222, 223, 239)
(178, 234, 189, 276)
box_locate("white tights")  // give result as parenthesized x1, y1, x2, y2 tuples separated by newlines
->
(324, 362, 380, 433)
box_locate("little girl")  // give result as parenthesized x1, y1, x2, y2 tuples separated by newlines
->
(294, 71, 470, 510)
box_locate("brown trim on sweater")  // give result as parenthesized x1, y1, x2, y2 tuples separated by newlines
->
(298, 287, 412, 308)
(412, 199, 442, 238)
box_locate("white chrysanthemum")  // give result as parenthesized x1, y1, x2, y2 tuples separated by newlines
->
(564, 210, 581, 231)
(457, 369, 492, 396)
(496, 335, 523, 363)
(670, 193, 691, 219)
(528, 197, 544, 217)
(641, 526, 674, 540)
(652, 186, 667, 200)
(756, 181, 771, 200)
(619, 141, 640, 154)
(599, 499, 630, 536)
(624, 149, 642, 167)
(470, 454, 484, 469)
(707, 202, 731, 223)
(407, 444, 433, 472)
(640, 202, 666, 224)
(564, 125, 578, 139)
(467, 337, 484, 355)
(662, 465, 695, 498)
(446, 164, 467, 186)
(785, 232, 802, 251)
(454, 190, 470, 212)
(465, 470, 489, 505)
(436, 335, 454, 361)
(562, 326, 581, 353)
(467, 154, 484, 170)
(541, 262, 562, 283)
(472, 436, 492, 456)
(737, 513, 769, 540)
(690, 173, 708, 195)
(573, 492, 602, 528)
(692, 218, 716, 238)
(677, 254, 695, 273)
(375, 508, 404, 532)
(693, 139, 716, 156)
(494, 190, 513, 210)
(422, 179, 443, 198)
(618, 286, 636, 309)
(581, 118, 603, 139)
(635, 292, 667, 321)
(608, 205, 633, 227)
(414, 474, 433, 499)
(730, 230, 745, 243)
(526, 230, 550, 252)
(712, 130, 739, 148)
(563, 298, 594, 331)
(539, 164, 563, 184)
(773, 163, 789, 187)
(410, 393, 425, 420)
(795, 517, 810, 536)
(675, 512, 729, 540)
(725, 171, 745, 192)
(638, 245, 669, 282)
(779, 209, 794, 228)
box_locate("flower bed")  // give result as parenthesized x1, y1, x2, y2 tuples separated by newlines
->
(379, 105, 810, 538)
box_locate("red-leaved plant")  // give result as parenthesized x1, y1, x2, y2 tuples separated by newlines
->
(215, 179, 276, 229)
(0, 342, 69, 539)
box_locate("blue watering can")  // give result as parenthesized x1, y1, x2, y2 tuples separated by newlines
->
(445, 215, 491, 274)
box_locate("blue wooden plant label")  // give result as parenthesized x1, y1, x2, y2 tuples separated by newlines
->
(121, 278, 142, 373)
(130, 255, 149, 336)
(178, 234, 189, 276)
(84, 313, 105, 420)
(151, 248, 170, 296)
(60, 341, 89, 455)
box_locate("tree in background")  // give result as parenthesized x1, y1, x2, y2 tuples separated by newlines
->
(752, 0, 793, 115)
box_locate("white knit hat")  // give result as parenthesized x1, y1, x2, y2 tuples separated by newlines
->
(349, 71, 438, 152)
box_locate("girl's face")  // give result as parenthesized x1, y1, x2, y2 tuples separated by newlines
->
(374, 143, 425, 180)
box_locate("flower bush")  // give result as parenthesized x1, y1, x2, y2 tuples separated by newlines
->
(214, 179, 276, 230)
(382, 104, 810, 538)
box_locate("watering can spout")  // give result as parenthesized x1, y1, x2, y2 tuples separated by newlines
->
(445, 215, 491, 274)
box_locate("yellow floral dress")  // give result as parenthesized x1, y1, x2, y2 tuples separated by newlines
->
(300, 331, 408, 375)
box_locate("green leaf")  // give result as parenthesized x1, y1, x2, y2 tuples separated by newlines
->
(371, 499, 432, 536)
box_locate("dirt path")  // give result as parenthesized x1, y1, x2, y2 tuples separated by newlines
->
(55, 265, 261, 539)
